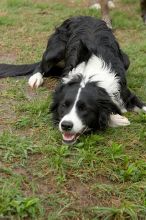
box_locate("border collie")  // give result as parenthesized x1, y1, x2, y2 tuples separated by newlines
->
(0, 16, 146, 144)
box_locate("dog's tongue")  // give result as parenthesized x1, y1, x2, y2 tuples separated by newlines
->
(63, 132, 76, 142)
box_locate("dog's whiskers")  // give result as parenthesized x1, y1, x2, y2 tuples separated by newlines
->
(81, 127, 90, 135)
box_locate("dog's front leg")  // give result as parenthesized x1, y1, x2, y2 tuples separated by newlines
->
(63, 40, 85, 76)
(28, 63, 45, 88)
(109, 114, 130, 127)
(28, 32, 66, 88)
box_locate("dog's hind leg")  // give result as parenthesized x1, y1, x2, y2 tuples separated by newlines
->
(122, 89, 146, 113)
(28, 32, 66, 88)
(109, 91, 146, 128)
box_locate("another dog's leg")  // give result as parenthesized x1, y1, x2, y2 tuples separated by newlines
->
(28, 33, 66, 88)
(90, 0, 101, 10)
(140, 0, 146, 24)
(90, 0, 115, 10)
(99, 0, 112, 29)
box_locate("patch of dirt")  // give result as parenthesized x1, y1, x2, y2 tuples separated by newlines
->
(17, 154, 58, 198)
(0, 52, 17, 63)
(0, 12, 7, 17)
(24, 87, 40, 100)
(115, 29, 142, 45)
(64, 176, 114, 208)
(66, 181, 98, 207)
(0, 73, 58, 135)
(0, 104, 16, 134)
(32, 0, 90, 8)
(13, 167, 28, 176)
(0, 161, 14, 178)
(44, 77, 58, 91)
(111, 196, 121, 207)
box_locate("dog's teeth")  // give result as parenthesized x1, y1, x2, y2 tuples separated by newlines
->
(28, 72, 43, 88)
(63, 133, 75, 141)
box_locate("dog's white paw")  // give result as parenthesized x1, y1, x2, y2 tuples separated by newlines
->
(133, 106, 141, 113)
(90, 3, 101, 10)
(142, 106, 146, 113)
(28, 72, 43, 88)
(132, 106, 146, 113)
(109, 114, 130, 128)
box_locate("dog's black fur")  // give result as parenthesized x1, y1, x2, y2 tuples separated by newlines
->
(0, 16, 145, 143)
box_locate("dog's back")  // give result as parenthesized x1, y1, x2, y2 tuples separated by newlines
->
(58, 16, 129, 77)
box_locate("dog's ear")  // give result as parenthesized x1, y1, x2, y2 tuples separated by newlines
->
(50, 83, 64, 112)
(49, 98, 59, 124)
(49, 100, 58, 113)
(98, 111, 109, 130)
(49, 83, 64, 124)
(97, 98, 121, 130)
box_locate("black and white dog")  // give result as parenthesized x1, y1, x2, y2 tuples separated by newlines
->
(0, 16, 146, 144)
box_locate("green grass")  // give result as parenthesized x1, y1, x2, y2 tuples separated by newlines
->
(0, 0, 146, 219)
(0, 176, 43, 218)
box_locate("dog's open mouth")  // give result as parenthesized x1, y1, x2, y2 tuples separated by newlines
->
(62, 132, 80, 145)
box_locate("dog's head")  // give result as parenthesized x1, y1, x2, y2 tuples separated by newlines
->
(50, 80, 120, 144)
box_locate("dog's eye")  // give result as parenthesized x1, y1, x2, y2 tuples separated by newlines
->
(77, 103, 86, 111)
(62, 100, 70, 108)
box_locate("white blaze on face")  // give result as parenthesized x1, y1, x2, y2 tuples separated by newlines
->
(59, 88, 85, 135)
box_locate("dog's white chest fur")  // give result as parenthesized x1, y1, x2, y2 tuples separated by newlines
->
(63, 55, 126, 111)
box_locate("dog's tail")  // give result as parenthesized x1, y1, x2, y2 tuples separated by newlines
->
(0, 62, 39, 78)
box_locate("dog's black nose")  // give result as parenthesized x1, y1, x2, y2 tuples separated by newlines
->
(61, 121, 73, 131)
